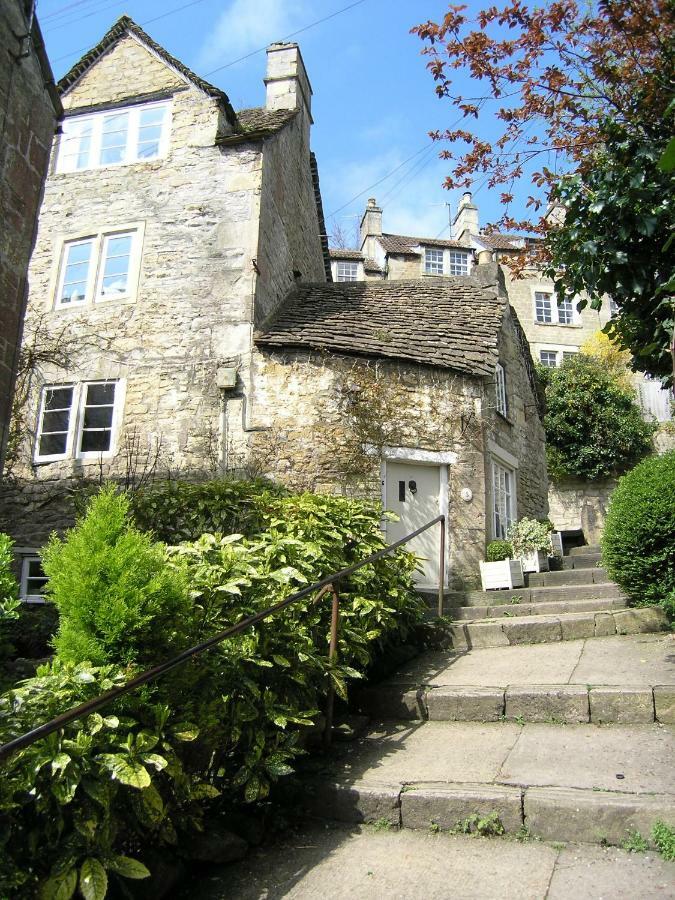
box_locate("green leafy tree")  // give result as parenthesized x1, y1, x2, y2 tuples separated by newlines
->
(42, 487, 191, 667)
(539, 355, 656, 481)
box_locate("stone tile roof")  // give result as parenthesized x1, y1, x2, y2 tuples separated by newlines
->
(379, 233, 471, 255)
(57, 16, 237, 126)
(364, 258, 383, 273)
(256, 278, 505, 376)
(234, 107, 299, 135)
(475, 233, 522, 250)
(329, 249, 363, 259)
(310, 152, 332, 282)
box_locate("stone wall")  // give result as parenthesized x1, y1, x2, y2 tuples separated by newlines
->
(0, 4, 59, 474)
(548, 477, 617, 542)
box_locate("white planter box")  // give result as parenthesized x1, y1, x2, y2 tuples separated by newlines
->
(479, 559, 525, 591)
(550, 532, 564, 558)
(519, 549, 550, 574)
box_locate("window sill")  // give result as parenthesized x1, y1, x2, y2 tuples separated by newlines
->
(496, 411, 513, 426)
(533, 321, 582, 328)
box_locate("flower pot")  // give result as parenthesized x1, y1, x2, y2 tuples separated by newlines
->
(479, 559, 525, 591)
(519, 549, 550, 573)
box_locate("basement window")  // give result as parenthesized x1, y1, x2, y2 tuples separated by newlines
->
(20, 557, 48, 603)
(56, 101, 170, 173)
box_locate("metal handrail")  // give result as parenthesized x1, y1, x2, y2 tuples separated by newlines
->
(0, 515, 446, 762)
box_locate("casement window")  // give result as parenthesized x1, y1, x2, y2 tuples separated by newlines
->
(35, 380, 123, 463)
(539, 348, 578, 367)
(336, 261, 358, 282)
(535, 291, 553, 323)
(20, 557, 48, 603)
(492, 460, 515, 540)
(534, 290, 578, 325)
(448, 251, 469, 276)
(495, 363, 508, 417)
(56, 228, 141, 308)
(424, 247, 444, 275)
(56, 101, 170, 173)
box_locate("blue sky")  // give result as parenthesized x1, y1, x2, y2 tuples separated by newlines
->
(38, 0, 518, 244)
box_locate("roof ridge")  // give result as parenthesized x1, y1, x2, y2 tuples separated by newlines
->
(57, 15, 237, 126)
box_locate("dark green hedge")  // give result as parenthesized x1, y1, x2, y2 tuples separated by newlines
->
(602, 451, 675, 615)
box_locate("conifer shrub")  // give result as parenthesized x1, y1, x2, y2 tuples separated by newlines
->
(601, 451, 675, 613)
(538, 354, 656, 481)
(42, 486, 191, 666)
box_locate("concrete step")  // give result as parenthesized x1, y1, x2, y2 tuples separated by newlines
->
(448, 606, 668, 650)
(356, 682, 674, 724)
(302, 721, 675, 847)
(563, 554, 602, 569)
(453, 596, 626, 621)
(445, 581, 623, 609)
(568, 545, 602, 557)
(212, 824, 675, 900)
(527, 567, 608, 587)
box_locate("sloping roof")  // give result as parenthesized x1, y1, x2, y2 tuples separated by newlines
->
(475, 233, 522, 251)
(57, 16, 237, 126)
(329, 249, 363, 259)
(363, 257, 383, 273)
(310, 152, 332, 282)
(233, 107, 299, 136)
(379, 233, 471, 255)
(256, 278, 505, 376)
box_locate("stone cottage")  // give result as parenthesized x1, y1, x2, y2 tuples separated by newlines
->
(2, 15, 547, 596)
(0, 1, 61, 476)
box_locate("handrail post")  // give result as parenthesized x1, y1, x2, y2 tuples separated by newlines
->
(323, 581, 340, 749)
(438, 516, 445, 618)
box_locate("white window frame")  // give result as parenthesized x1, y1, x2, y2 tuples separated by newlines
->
(54, 223, 144, 310)
(34, 379, 125, 464)
(495, 363, 508, 417)
(538, 345, 580, 368)
(55, 100, 171, 174)
(448, 250, 470, 276)
(20, 556, 48, 603)
(533, 287, 580, 326)
(539, 350, 558, 368)
(424, 247, 445, 275)
(335, 261, 359, 282)
(491, 459, 516, 540)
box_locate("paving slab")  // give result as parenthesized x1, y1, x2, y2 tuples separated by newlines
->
(378, 633, 674, 689)
(187, 824, 675, 900)
(330, 721, 522, 785)
(498, 723, 675, 794)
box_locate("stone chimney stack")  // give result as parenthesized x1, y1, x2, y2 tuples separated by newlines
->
(452, 191, 479, 241)
(360, 197, 383, 258)
(265, 42, 313, 123)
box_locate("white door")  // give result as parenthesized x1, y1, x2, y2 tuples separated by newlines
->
(384, 461, 443, 587)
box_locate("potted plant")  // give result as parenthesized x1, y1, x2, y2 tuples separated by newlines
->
(508, 518, 552, 573)
(479, 540, 525, 590)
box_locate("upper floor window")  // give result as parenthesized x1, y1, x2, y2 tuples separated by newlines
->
(495, 363, 508, 417)
(56, 102, 170, 173)
(424, 247, 444, 275)
(35, 380, 123, 463)
(56, 227, 142, 308)
(336, 261, 358, 282)
(448, 251, 469, 276)
(534, 290, 578, 325)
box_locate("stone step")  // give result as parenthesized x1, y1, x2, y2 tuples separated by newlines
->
(453, 596, 625, 621)
(302, 721, 675, 846)
(527, 567, 608, 587)
(448, 606, 668, 650)
(563, 554, 602, 569)
(568, 545, 602, 557)
(356, 682, 674, 725)
(445, 581, 624, 609)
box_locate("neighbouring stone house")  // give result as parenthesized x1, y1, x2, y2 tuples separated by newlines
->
(0, 1, 61, 476)
(331, 193, 674, 539)
(2, 15, 548, 596)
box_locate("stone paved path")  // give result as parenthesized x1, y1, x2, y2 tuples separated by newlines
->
(189, 824, 675, 900)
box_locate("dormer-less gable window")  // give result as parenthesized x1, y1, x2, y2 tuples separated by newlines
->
(56, 101, 170, 173)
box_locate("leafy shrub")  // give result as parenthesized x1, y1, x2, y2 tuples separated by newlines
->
(602, 451, 675, 612)
(0, 534, 21, 674)
(0, 487, 425, 896)
(42, 487, 192, 667)
(0, 660, 211, 898)
(538, 355, 656, 481)
(507, 518, 552, 556)
(129, 478, 287, 544)
(3, 602, 59, 660)
(652, 820, 675, 861)
(486, 540, 513, 561)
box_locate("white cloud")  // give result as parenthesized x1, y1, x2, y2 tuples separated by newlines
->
(198, 0, 310, 69)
